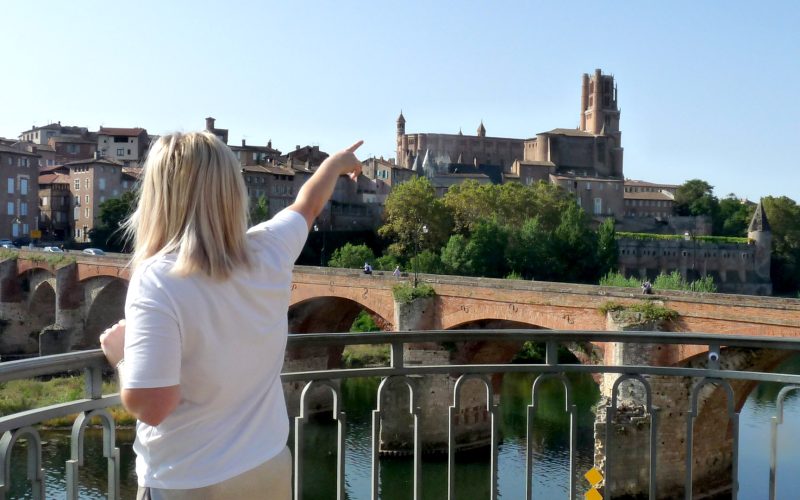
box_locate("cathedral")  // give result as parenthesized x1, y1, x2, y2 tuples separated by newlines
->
(395, 69, 625, 219)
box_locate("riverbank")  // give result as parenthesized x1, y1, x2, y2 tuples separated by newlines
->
(0, 375, 135, 427)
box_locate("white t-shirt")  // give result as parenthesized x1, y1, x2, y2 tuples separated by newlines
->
(123, 208, 308, 489)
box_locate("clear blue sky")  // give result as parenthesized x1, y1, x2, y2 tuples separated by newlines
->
(2, 1, 798, 202)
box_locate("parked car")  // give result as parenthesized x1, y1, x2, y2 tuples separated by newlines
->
(0, 239, 12, 247)
(82, 248, 106, 256)
(43, 246, 64, 253)
(0, 243, 18, 249)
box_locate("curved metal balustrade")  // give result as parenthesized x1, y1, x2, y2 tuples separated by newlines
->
(2, 330, 800, 499)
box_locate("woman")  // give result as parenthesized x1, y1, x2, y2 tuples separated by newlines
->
(99, 131, 362, 499)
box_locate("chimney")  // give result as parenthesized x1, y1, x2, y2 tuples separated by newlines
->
(242, 139, 246, 146)
(295, 145, 300, 151)
(205, 117, 215, 131)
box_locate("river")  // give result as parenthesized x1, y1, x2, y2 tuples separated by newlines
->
(8, 356, 800, 499)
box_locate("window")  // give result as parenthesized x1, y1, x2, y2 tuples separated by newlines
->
(42, 196, 48, 206)
(7, 202, 13, 215)
(6, 158, 11, 166)
(85, 207, 90, 218)
(122, 181, 128, 189)
(127, 149, 131, 155)
(84, 178, 89, 189)
(74, 207, 80, 220)
(22, 224, 28, 235)
(117, 148, 125, 156)
(7, 178, 13, 194)
(74, 196, 80, 206)
(85, 195, 89, 204)
(75, 227, 81, 238)
(12, 223, 19, 237)
(74, 179, 80, 190)
(20, 178, 27, 195)
(99, 178, 106, 191)
(594, 197, 602, 215)
(20, 203, 27, 216)
(18, 158, 28, 167)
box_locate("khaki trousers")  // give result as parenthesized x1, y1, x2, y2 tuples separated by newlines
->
(136, 446, 292, 500)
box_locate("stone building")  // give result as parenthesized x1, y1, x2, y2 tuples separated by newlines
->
(97, 127, 150, 167)
(50, 135, 97, 165)
(361, 157, 415, 187)
(65, 157, 134, 242)
(0, 144, 39, 241)
(38, 171, 71, 240)
(19, 122, 89, 145)
(623, 180, 678, 219)
(616, 200, 772, 295)
(204, 117, 229, 144)
(231, 139, 281, 167)
(396, 69, 625, 220)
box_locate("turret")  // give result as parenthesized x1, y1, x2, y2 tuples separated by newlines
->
(477, 121, 486, 137)
(747, 199, 772, 284)
(397, 111, 406, 136)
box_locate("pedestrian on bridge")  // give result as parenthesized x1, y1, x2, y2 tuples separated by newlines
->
(99, 131, 364, 500)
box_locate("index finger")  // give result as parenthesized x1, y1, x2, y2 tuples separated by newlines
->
(345, 140, 364, 153)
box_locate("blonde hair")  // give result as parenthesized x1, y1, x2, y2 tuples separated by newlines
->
(124, 131, 252, 280)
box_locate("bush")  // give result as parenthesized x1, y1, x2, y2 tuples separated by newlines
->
(617, 232, 747, 244)
(600, 271, 717, 293)
(350, 310, 380, 332)
(599, 300, 678, 323)
(392, 283, 435, 303)
(328, 243, 376, 269)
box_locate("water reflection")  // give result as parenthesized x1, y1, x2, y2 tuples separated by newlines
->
(13, 355, 800, 499)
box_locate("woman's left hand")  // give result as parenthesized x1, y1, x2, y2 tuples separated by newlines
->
(99, 319, 126, 367)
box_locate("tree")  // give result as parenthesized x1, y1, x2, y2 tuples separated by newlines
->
(328, 243, 375, 269)
(505, 217, 550, 279)
(350, 310, 380, 332)
(595, 217, 619, 277)
(441, 234, 470, 275)
(250, 195, 269, 225)
(714, 194, 754, 236)
(550, 202, 598, 283)
(762, 196, 800, 295)
(379, 177, 452, 259)
(88, 191, 137, 252)
(462, 219, 509, 277)
(674, 179, 719, 218)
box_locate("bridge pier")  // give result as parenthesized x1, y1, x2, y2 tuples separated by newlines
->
(595, 311, 787, 499)
(380, 296, 497, 454)
(54, 263, 85, 352)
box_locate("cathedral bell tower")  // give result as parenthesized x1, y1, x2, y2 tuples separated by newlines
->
(396, 111, 409, 167)
(580, 69, 620, 137)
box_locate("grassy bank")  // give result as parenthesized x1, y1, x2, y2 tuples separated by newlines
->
(0, 375, 134, 427)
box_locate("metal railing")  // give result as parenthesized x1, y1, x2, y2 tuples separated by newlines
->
(1, 330, 800, 499)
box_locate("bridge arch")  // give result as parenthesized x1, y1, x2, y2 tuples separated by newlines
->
(289, 296, 392, 334)
(79, 277, 128, 350)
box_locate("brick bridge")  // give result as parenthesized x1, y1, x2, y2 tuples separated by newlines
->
(1, 252, 799, 496)
(0, 251, 798, 356)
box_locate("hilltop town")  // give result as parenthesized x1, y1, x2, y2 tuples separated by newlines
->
(0, 70, 776, 295)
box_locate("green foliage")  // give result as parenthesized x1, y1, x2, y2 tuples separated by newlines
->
(598, 300, 679, 323)
(715, 195, 754, 236)
(26, 253, 77, 269)
(88, 191, 137, 252)
(328, 243, 375, 269)
(505, 271, 522, 280)
(350, 310, 381, 332)
(392, 283, 435, 303)
(0, 249, 19, 261)
(675, 179, 718, 218)
(599, 271, 641, 288)
(410, 249, 442, 274)
(379, 176, 452, 258)
(341, 345, 390, 368)
(599, 271, 717, 293)
(0, 376, 135, 426)
(462, 219, 509, 278)
(249, 195, 269, 224)
(374, 254, 400, 272)
(596, 218, 619, 276)
(616, 232, 748, 244)
(762, 196, 800, 295)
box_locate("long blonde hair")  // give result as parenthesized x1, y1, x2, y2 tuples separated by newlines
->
(124, 131, 252, 280)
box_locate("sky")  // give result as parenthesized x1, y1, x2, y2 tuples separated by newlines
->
(2, 0, 798, 202)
